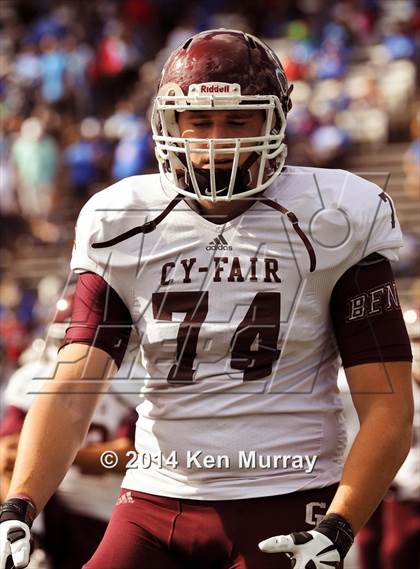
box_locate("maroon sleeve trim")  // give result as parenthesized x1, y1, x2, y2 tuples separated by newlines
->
(59, 272, 133, 368)
(330, 254, 412, 369)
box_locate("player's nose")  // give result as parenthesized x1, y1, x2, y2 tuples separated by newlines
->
(209, 124, 235, 164)
(208, 121, 235, 142)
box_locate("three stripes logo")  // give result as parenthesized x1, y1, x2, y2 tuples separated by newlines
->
(206, 234, 232, 251)
(116, 491, 134, 505)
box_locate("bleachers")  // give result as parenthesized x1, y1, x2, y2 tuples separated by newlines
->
(345, 141, 419, 307)
(345, 142, 419, 235)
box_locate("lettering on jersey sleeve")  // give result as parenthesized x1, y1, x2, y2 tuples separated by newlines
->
(346, 281, 400, 322)
(331, 254, 412, 369)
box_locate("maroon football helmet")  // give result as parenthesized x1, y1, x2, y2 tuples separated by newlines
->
(151, 29, 293, 201)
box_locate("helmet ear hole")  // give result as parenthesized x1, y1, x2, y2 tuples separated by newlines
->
(247, 35, 257, 49)
(283, 84, 294, 113)
(182, 37, 193, 50)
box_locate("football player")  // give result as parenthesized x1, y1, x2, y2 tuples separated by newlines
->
(0, 30, 413, 569)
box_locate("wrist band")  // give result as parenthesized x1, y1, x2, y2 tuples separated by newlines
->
(316, 513, 354, 559)
(0, 496, 38, 527)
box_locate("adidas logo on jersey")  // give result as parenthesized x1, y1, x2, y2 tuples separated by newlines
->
(116, 491, 134, 505)
(206, 235, 232, 251)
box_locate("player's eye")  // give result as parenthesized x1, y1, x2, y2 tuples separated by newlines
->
(191, 121, 212, 127)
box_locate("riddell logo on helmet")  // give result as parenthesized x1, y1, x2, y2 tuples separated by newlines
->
(188, 83, 241, 98)
(200, 84, 230, 93)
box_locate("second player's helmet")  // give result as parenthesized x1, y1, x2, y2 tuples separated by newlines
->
(151, 29, 293, 201)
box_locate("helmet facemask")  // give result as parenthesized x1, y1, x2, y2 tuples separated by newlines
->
(151, 82, 288, 201)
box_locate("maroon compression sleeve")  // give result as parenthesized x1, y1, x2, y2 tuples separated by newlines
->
(60, 272, 133, 368)
(330, 253, 412, 368)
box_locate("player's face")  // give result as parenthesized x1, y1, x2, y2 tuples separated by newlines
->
(177, 109, 265, 169)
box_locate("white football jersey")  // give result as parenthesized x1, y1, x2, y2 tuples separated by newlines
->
(71, 165, 403, 499)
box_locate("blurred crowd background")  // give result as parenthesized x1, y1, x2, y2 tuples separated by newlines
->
(0, 1, 419, 568)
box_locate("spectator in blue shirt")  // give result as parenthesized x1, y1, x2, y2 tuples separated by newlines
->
(111, 122, 151, 180)
(39, 35, 68, 104)
(64, 118, 102, 204)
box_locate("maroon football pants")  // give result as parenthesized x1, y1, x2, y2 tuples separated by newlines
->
(83, 485, 340, 569)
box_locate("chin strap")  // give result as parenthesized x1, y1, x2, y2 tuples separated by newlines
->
(259, 197, 316, 272)
(92, 195, 185, 248)
(184, 152, 259, 198)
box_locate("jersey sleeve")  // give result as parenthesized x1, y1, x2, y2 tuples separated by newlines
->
(60, 272, 133, 368)
(71, 192, 106, 275)
(330, 253, 412, 368)
(70, 179, 132, 275)
(344, 172, 404, 263)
